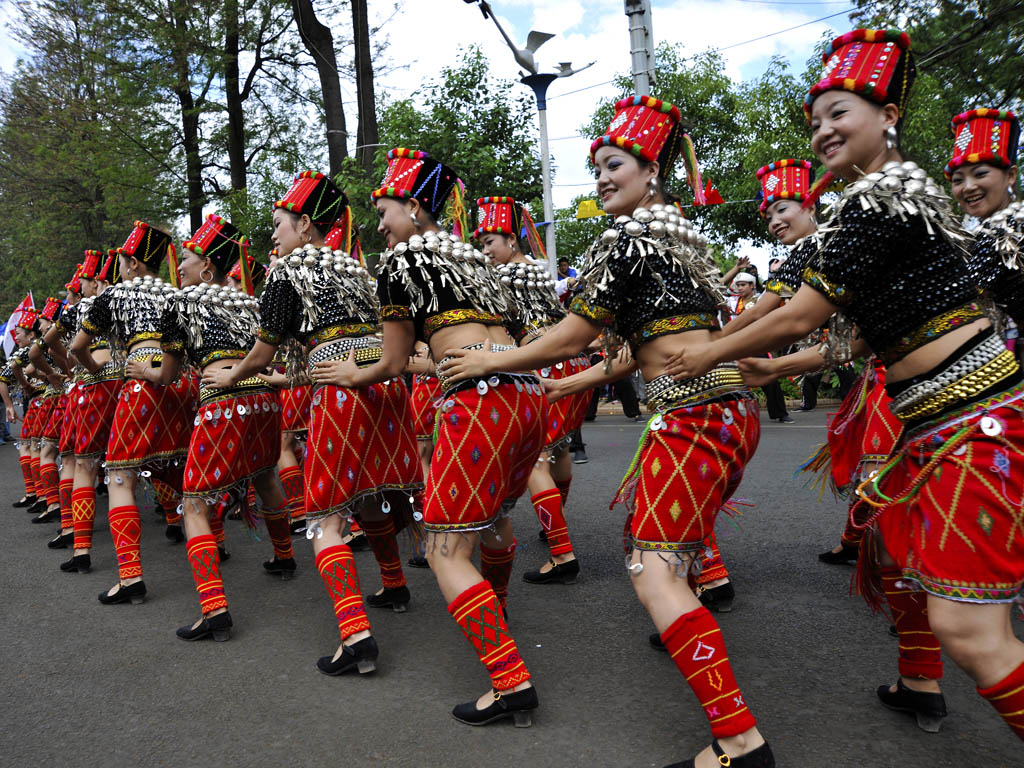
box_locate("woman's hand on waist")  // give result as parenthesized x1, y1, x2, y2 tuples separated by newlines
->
(200, 365, 238, 390)
(438, 340, 494, 382)
(311, 350, 360, 388)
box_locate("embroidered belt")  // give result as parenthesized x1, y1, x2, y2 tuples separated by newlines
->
(880, 300, 987, 366)
(306, 323, 379, 348)
(199, 376, 270, 406)
(644, 364, 747, 412)
(888, 334, 1020, 423)
(440, 371, 544, 400)
(80, 361, 123, 387)
(198, 349, 247, 368)
(127, 347, 163, 364)
(436, 342, 515, 393)
(307, 337, 382, 373)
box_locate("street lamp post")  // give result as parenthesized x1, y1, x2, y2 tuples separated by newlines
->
(464, 0, 593, 276)
(520, 73, 559, 276)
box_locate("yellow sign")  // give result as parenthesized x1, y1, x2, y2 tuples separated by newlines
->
(575, 199, 604, 219)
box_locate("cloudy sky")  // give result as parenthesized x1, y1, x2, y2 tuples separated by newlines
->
(0, 0, 860, 268)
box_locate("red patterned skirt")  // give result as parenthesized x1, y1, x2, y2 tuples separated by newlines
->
(74, 375, 123, 459)
(411, 374, 442, 440)
(280, 384, 311, 434)
(305, 378, 422, 522)
(41, 392, 67, 444)
(19, 395, 45, 441)
(424, 375, 546, 532)
(827, 361, 901, 489)
(183, 383, 281, 498)
(105, 373, 198, 470)
(538, 353, 592, 450)
(615, 396, 760, 553)
(860, 383, 1024, 604)
(58, 388, 78, 455)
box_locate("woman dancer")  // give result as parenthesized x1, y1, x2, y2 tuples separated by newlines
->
(126, 213, 293, 641)
(441, 99, 772, 764)
(71, 222, 197, 606)
(948, 108, 1022, 339)
(3, 311, 46, 510)
(311, 149, 544, 726)
(668, 30, 1024, 741)
(474, 195, 587, 584)
(202, 171, 422, 673)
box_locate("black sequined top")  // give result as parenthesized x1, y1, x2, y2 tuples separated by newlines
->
(377, 234, 509, 344)
(802, 184, 982, 366)
(1, 346, 44, 392)
(160, 286, 260, 368)
(968, 206, 1024, 327)
(258, 256, 378, 348)
(570, 217, 723, 350)
(765, 236, 818, 298)
(82, 278, 170, 347)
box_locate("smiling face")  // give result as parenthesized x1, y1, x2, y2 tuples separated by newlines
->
(14, 327, 30, 346)
(593, 146, 658, 217)
(375, 196, 420, 248)
(810, 91, 900, 181)
(765, 199, 816, 245)
(177, 247, 211, 287)
(950, 162, 1016, 220)
(733, 280, 754, 299)
(479, 232, 518, 264)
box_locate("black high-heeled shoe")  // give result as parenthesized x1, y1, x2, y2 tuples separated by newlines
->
(60, 553, 91, 573)
(367, 585, 410, 612)
(176, 611, 233, 642)
(165, 524, 184, 543)
(649, 632, 666, 651)
(452, 686, 538, 727)
(26, 498, 47, 515)
(263, 556, 297, 580)
(877, 679, 947, 733)
(818, 543, 859, 565)
(407, 555, 429, 569)
(698, 582, 735, 612)
(316, 636, 379, 676)
(13, 494, 37, 508)
(665, 739, 775, 768)
(48, 531, 73, 549)
(537, 528, 547, 543)
(522, 558, 579, 585)
(218, 546, 231, 562)
(31, 506, 60, 524)
(97, 580, 147, 605)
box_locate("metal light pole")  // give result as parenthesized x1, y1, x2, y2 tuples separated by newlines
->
(624, 0, 656, 94)
(464, 0, 593, 276)
(520, 73, 559, 275)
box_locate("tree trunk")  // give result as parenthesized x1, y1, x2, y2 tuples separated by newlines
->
(223, 0, 247, 191)
(351, 0, 378, 176)
(170, 6, 205, 231)
(291, 0, 347, 176)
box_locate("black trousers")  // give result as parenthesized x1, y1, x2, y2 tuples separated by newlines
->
(586, 375, 641, 419)
(761, 381, 789, 420)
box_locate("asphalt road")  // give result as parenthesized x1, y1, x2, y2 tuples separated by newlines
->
(1, 409, 1021, 767)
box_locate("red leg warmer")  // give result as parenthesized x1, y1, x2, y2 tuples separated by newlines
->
(58, 478, 74, 529)
(262, 502, 294, 560)
(71, 487, 96, 550)
(108, 505, 143, 580)
(360, 517, 406, 589)
(186, 534, 228, 614)
(19, 455, 33, 496)
(662, 606, 758, 738)
(978, 660, 1024, 741)
(279, 465, 305, 520)
(448, 580, 530, 690)
(881, 568, 944, 680)
(697, 534, 730, 586)
(532, 488, 573, 556)
(315, 545, 370, 640)
(481, 538, 517, 608)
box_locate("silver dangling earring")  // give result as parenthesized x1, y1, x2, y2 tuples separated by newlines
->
(648, 178, 658, 198)
(200, 267, 213, 283)
(409, 212, 421, 229)
(885, 126, 898, 150)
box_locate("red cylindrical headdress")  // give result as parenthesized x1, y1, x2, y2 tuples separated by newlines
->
(804, 29, 915, 123)
(590, 96, 684, 177)
(16, 309, 39, 330)
(119, 220, 173, 272)
(372, 148, 462, 221)
(274, 171, 349, 231)
(755, 160, 814, 215)
(81, 249, 103, 279)
(945, 108, 1020, 179)
(40, 296, 63, 322)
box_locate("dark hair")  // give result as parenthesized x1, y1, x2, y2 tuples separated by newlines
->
(558, 257, 570, 265)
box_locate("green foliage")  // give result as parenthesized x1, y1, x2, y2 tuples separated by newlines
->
(371, 46, 544, 257)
